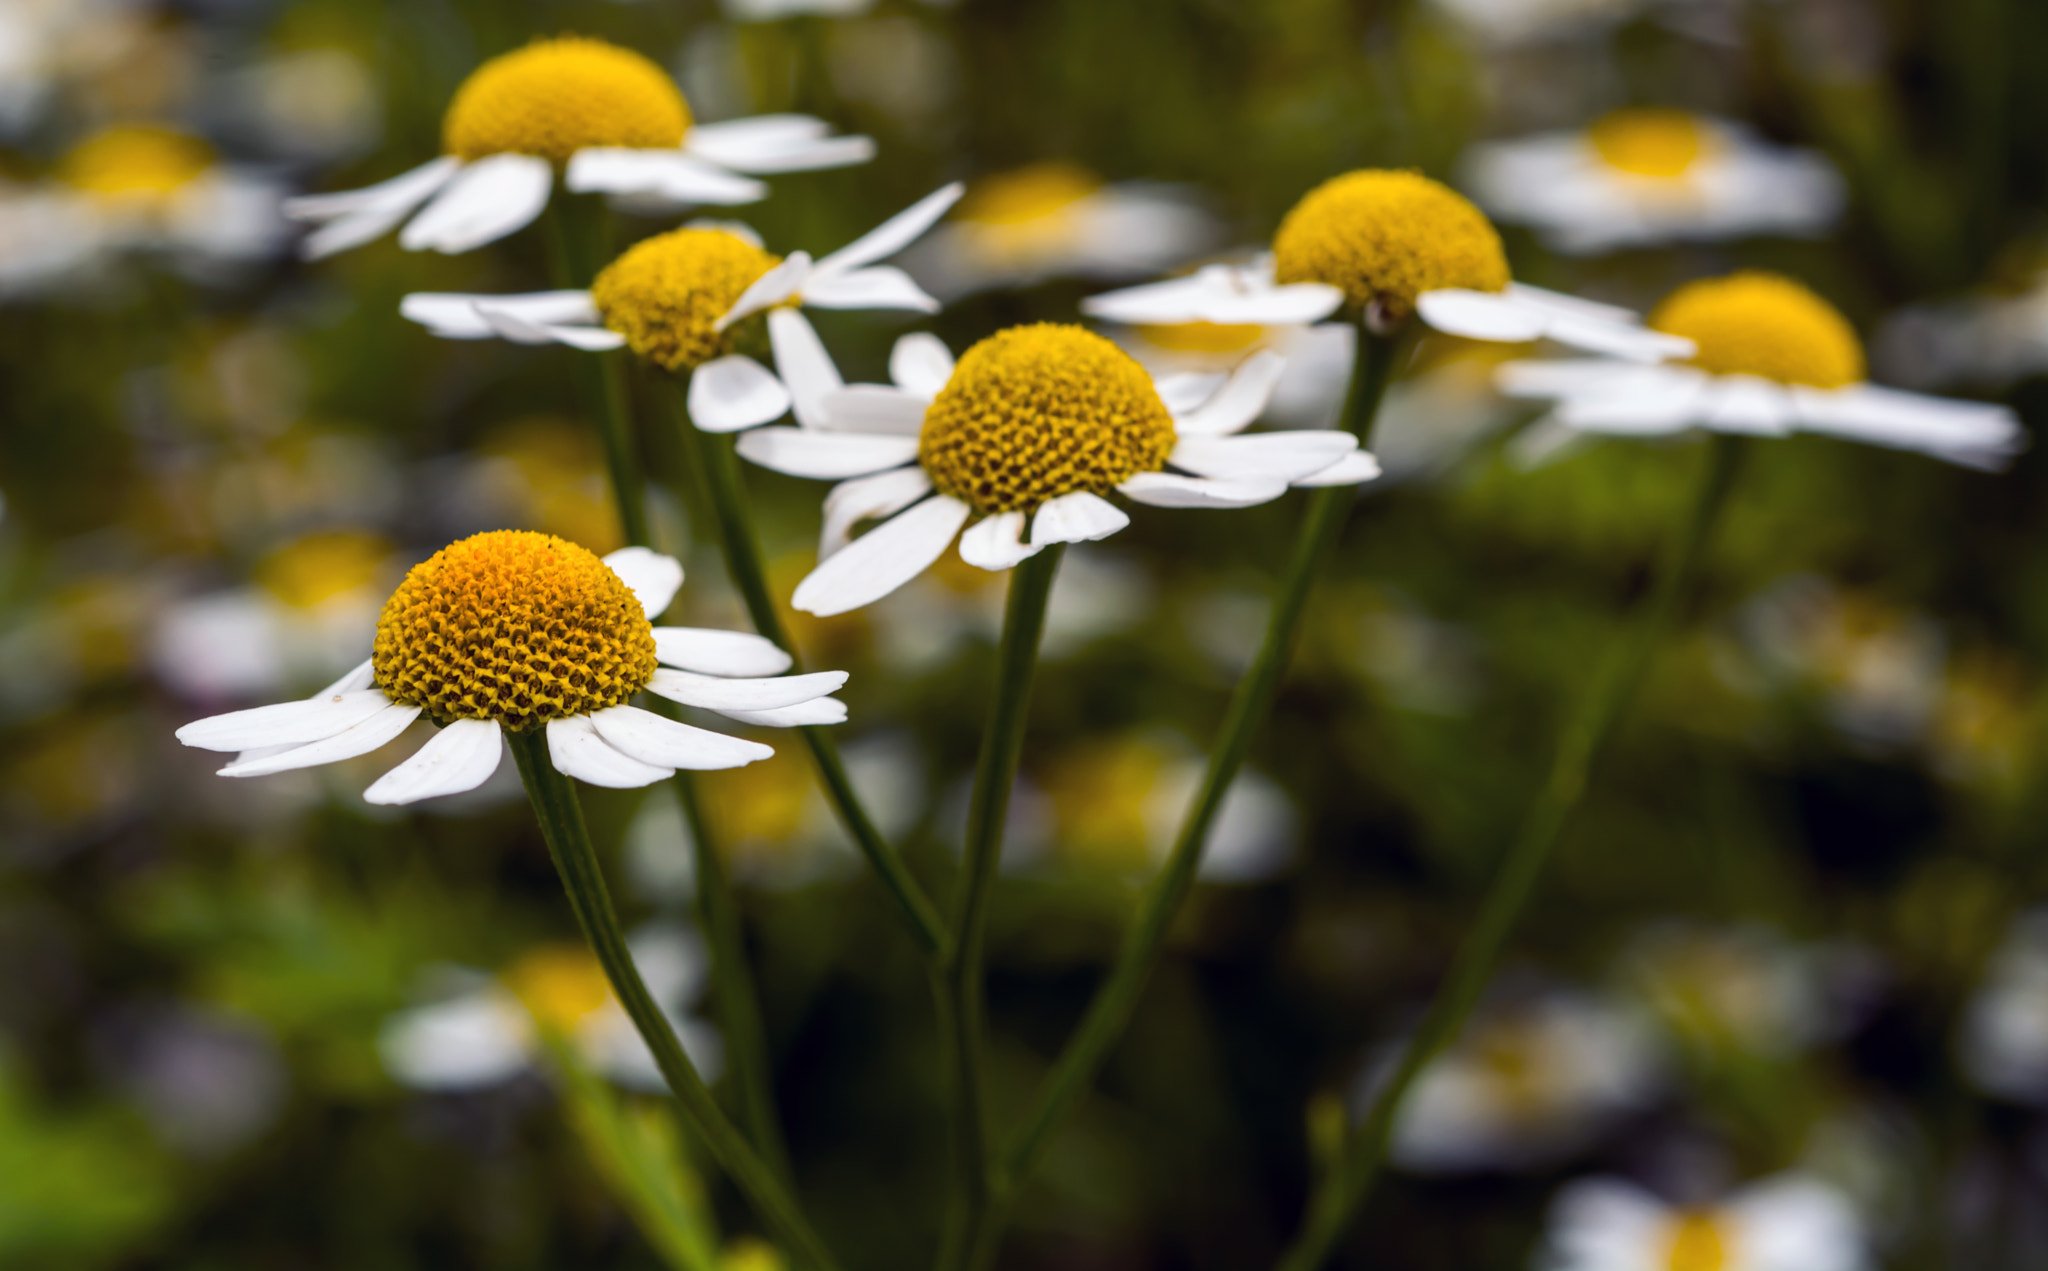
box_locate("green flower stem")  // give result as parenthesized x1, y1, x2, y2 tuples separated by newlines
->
(544, 199, 651, 548)
(936, 545, 1066, 1271)
(1274, 433, 1745, 1271)
(507, 728, 840, 1271)
(667, 378, 950, 958)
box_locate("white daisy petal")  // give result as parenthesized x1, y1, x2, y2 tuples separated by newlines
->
(177, 689, 398, 752)
(1552, 368, 1713, 434)
(219, 702, 422, 777)
(1501, 283, 1641, 327)
(713, 698, 849, 727)
(767, 309, 843, 429)
(284, 156, 464, 220)
(959, 511, 1043, 570)
(545, 714, 673, 788)
(652, 628, 793, 678)
(820, 466, 935, 558)
(1540, 311, 1695, 362)
(1030, 492, 1130, 547)
(647, 668, 848, 712)
(818, 385, 930, 435)
(322, 659, 377, 696)
(588, 704, 772, 771)
(683, 115, 831, 153)
(377, 988, 533, 1091)
(1154, 372, 1229, 415)
(397, 153, 554, 254)
(700, 133, 876, 175)
(565, 148, 767, 205)
(688, 355, 792, 432)
(601, 547, 685, 620)
(1495, 358, 1650, 399)
(811, 183, 966, 279)
(1702, 375, 1796, 436)
(716, 251, 812, 331)
(1291, 450, 1383, 486)
(1170, 350, 1288, 436)
(792, 495, 972, 616)
(735, 426, 921, 480)
(473, 300, 627, 351)
(1792, 384, 2024, 464)
(1116, 472, 1289, 508)
(890, 332, 955, 397)
(1170, 431, 1358, 482)
(400, 292, 501, 339)
(363, 719, 505, 805)
(1416, 288, 1547, 342)
(801, 264, 940, 313)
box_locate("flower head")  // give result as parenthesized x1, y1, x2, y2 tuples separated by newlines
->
(1273, 170, 1510, 318)
(591, 227, 783, 371)
(442, 38, 690, 164)
(1651, 272, 1864, 388)
(1538, 1173, 1867, 1271)
(61, 125, 214, 206)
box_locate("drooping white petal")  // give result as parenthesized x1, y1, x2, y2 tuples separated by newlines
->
(545, 714, 672, 788)
(1501, 283, 1642, 328)
(472, 297, 627, 351)
(792, 495, 972, 616)
(399, 292, 509, 340)
(219, 702, 422, 776)
(1030, 492, 1130, 547)
(820, 466, 935, 559)
(1082, 268, 1342, 325)
(1541, 311, 1696, 363)
(178, 689, 398, 752)
(1169, 351, 1287, 436)
(603, 547, 685, 619)
(1153, 372, 1229, 416)
(1415, 288, 1547, 342)
(1291, 451, 1383, 487)
(801, 265, 940, 312)
(713, 698, 850, 727)
(288, 157, 463, 260)
(398, 153, 554, 254)
(565, 148, 767, 205)
(1701, 375, 1796, 436)
(958, 511, 1043, 570)
(1792, 383, 2024, 466)
(363, 719, 505, 805)
(715, 251, 812, 331)
(890, 332, 955, 397)
(688, 355, 791, 432)
(652, 627, 793, 678)
(818, 385, 929, 435)
(767, 309, 843, 429)
(588, 704, 772, 771)
(377, 988, 533, 1090)
(811, 183, 966, 281)
(647, 668, 849, 712)
(1116, 472, 1289, 508)
(1551, 367, 1713, 434)
(1170, 432, 1358, 482)
(682, 114, 831, 154)
(735, 427, 921, 480)
(694, 132, 875, 175)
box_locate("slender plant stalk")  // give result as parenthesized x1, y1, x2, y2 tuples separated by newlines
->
(1274, 433, 1746, 1271)
(667, 377, 950, 957)
(508, 729, 840, 1271)
(545, 199, 650, 546)
(935, 545, 1066, 1271)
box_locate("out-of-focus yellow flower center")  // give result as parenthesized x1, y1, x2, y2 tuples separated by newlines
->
(1272, 169, 1510, 317)
(504, 944, 615, 1033)
(702, 752, 811, 854)
(1471, 1018, 1559, 1121)
(1045, 736, 1171, 870)
(372, 530, 656, 731)
(1137, 321, 1268, 355)
(722, 1237, 786, 1271)
(254, 531, 391, 610)
(956, 162, 1103, 225)
(442, 36, 690, 165)
(920, 324, 1176, 515)
(1589, 108, 1712, 179)
(1663, 1211, 1730, 1271)
(592, 229, 783, 372)
(1651, 271, 1865, 388)
(60, 126, 213, 203)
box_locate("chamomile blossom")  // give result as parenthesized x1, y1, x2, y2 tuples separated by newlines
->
(1537, 1173, 1868, 1271)
(282, 36, 874, 260)
(1498, 271, 2026, 469)
(400, 185, 962, 436)
(735, 324, 1381, 617)
(1464, 109, 1844, 254)
(174, 532, 848, 805)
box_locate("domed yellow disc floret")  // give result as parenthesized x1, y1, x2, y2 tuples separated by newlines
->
(61, 126, 214, 201)
(1651, 271, 1865, 388)
(1663, 1211, 1729, 1271)
(592, 228, 782, 372)
(1588, 108, 1712, 179)
(442, 37, 690, 165)
(372, 530, 657, 731)
(919, 324, 1176, 515)
(1272, 169, 1510, 317)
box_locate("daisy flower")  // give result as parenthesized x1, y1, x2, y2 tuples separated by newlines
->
(281, 36, 875, 260)
(399, 184, 963, 436)
(1464, 109, 1843, 254)
(173, 531, 849, 805)
(1498, 271, 2026, 469)
(1538, 1173, 1868, 1271)
(734, 323, 1382, 617)
(1083, 170, 1693, 362)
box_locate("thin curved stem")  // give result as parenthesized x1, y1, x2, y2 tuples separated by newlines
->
(1274, 433, 1745, 1271)
(508, 729, 840, 1271)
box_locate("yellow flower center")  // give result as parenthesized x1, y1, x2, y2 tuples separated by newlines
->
(442, 36, 690, 165)
(1588, 108, 1712, 179)
(592, 229, 783, 372)
(371, 530, 657, 731)
(955, 162, 1103, 225)
(254, 531, 392, 610)
(503, 944, 616, 1034)
(1651, 271, 1865, 388)
(1272, 169, 1510, 317)
(1044, 736, 1172, 870)
(702, 752, 811, 853)
(919, 324, 1177, 515)
(60, 126, 214, 203)
(722, 1237, 786, 1271)
(1137, 321, 1268, 355)
(1663, 1211, 1730, 1271)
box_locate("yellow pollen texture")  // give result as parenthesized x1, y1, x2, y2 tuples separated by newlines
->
(1651, 271, 1865, 388)
(1589, 108, 1711, 178)
(504, 944, 615, 1034)
(442, 36, 690, 165)
(918, 325, 1176, 515)
(372, 530, 656, 731)
(61, 126, 214, 200)
(1663, 1211, 1730, 1271)
(1272, 169, 1510, 316)
(592, 229, 782, 372)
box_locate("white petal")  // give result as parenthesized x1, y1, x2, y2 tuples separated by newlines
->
(820, 466, 935, 558)
(399, 292, 505, 339)
(767, 308, 843, 429)
(472, 298, 627, 351)
(177, 689, 396, 752)
(652, 627, 793, 677)
(1702, 375, 1796, 436)
(1494, 357, 1647, 399)
(818, 385, 929, 435)
(801, 265, 940, 313)
(219, 702, 422, 777)
(565, 148, 767, 205)
(735, 427, 920, 479)
(715, 250, 811, 331)
(603, 547, 685, 619)
(588, 704, 772, 771)
(1415, 288, 1546, 342)
(363, 719, 505, 805)
(1170, 431, 1358, 482)
(890, 332, 955, 397)
(1170, 351, 1287, 435)
(321, 659, 377, 697)
(1552, 369, 1713, 434)
(398, 153, 554, 255)
(1540, 311, 1695, 362)
(688, 355, 791, 432)
(545, 715, 673, 789)
(1501, 282, 1641, 327)
(1030, 491, 1130, 547)
(646, 668, 849, 712)
(792, 495, 971, 616)
(1154, 372, 1229, 416)
(1792, 384, 2024, 464)
(811, 183, 966, 279)
(959, 511, 1043, 570)
(694, 132, 875, 175)
(684, 114, 831, 152)
(1116, 472, 1288, 508)
(377, 989, 533, 1090)
(1291, 450, 1383, 486)
(713, 698, 849, 727)
(284, 157, 464, 220)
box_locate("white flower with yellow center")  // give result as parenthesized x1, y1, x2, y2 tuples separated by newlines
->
(399, 185, 961, 434)
(1538, 1174, 1867, 1271)
(735, 323, 1381, 616)
(1959, 910, 2048, 1105)
(1083, 170, 1693, 362)
(282, 36, 875, 260)
(1499, 271, 2025, 469)
(1464, 109, 1843, 255)
(173, 531, 848, 804)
